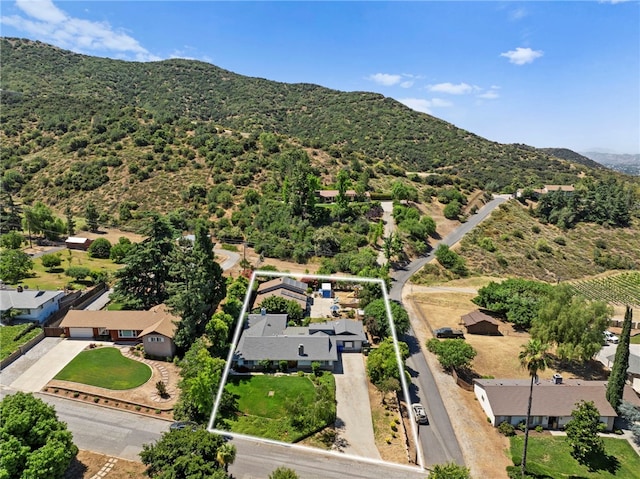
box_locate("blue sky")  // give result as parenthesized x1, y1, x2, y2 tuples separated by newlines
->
(1, 1, 639, 154)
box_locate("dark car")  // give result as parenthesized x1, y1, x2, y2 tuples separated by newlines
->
(170, 421, 198, 431)
(434, 327, 465, 339)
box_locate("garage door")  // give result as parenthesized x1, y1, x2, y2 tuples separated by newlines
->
(69, 327, 94, 338)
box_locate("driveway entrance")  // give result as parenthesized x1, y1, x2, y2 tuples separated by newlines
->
(334, 353, 381, 459)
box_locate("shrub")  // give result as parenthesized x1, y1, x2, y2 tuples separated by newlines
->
(498, 422, 515, 436)
(553, 236, 566, 246)
(93, 397, 100, 403)
(535, 425, 544, 433)
(73, 392, 79, 398)
(156, 381, 168, 398)
(535, 239, 552, 253)
(531, 225, 541, 234)
(87, 237, 112, 258)
(478, 237, 497, 252)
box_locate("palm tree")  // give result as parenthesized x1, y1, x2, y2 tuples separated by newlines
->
(518, 339, 550, 477)
(216, 442, 236, 472)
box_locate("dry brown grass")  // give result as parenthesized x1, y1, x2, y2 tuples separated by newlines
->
(65, 450, 146, 479)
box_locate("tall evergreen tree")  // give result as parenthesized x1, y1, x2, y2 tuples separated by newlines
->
(65, 206, 75, 236)
(112, 214, 175, 309)
(168, 220, 226, 352)
(0, 192, 22, 234)
(84, 202, 99, 232)
(606, 306, 632, 410)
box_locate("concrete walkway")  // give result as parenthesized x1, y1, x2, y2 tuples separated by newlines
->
(334, 353, 381, 459)
(8, 339, 100, 392)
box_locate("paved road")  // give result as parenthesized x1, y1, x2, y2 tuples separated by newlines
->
(334, 353, 380, 459)
(388, 194, 510, 467)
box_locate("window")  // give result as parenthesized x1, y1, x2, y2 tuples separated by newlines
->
(147, 336, 165, 343)
(118, 330, 136, 338)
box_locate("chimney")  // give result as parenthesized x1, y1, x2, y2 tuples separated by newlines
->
(298, 344, 304, 356)
(552, 374, 563, 384)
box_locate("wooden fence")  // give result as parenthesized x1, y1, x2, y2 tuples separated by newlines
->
(0, 330, 45, 369)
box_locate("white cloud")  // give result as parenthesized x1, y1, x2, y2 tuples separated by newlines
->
(500, 47, 543, 65)
(368, 73, 402, 86)
(400, 81, 414, 88)
(477, 90, 499, 100)
(398, 97, 452, 114)
(1, 0, 159, 61)
(428, 82, 475, 95)
(509, 7, 528, 21)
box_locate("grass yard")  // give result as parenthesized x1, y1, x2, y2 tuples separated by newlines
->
(510, 435, 640, 478)
(20, 250, 122, 290)
(631, 334, 640, 345)
(0, 324, 42, 360)
(223, 373, 335, 442)
(54, 347, 151, 390)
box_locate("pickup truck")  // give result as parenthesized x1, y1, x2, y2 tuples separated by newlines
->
(434, 327, 465, 339)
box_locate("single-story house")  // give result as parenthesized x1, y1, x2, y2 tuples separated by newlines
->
(461, 310, 500, 335)
(233, 313, 367, 371)
(474, 377, 640, 432)
(254, 288, 309, 312)
(59, 304, 179, 358)
(1, 288, 66, 324)
(315, 190, 371, 203)
(606, 351, 640, 394)
(257, 276, 308, 296)
(65, 236, 93, 250)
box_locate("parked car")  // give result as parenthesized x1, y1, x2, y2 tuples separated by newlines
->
(434, 327, 465, 339)
(170, 421, 198, 431)
(604, 331, 619, 344)
(412, 403, 429, 424)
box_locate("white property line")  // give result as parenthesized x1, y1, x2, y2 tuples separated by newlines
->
(207, 270, 425, 471)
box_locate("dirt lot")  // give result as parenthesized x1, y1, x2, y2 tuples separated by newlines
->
(65, 450, 146, 479)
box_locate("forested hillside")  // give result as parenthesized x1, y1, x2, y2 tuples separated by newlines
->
(1, 37, 622, 213)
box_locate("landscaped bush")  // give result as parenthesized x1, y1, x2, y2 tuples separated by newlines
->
(499, 421, 516, 436)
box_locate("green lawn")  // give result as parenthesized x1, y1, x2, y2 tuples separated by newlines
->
(0, 324, 42, 360)
(510, 435, 640, 478)
(631, 334, 640, 345)
(20, 250, 122, 290)
(54, 347, 151, 389)
(223, 373, 335, 442)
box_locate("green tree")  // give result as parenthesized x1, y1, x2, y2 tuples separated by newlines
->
(0, 249, 33, 283)
(65, 266, 91, 281)
(41, 252, 62, 271)
(427, 339, 477, 371)
(216, 442, 236, 472)
(268, 466, 300, 479)
(140, 428, 230, 479)
(428, 462, 471, 479)
(253, 295, 304, 322)
(109, 237, 134, 263)
(168, 221, 226, 351)
(0, 231, 24, 249)
(382, 232, 403, 264)
(531, 285, 611, 362)
(87, 237, 112, 259)
(0, 392, 78, 479)
(435, 244, 468, 277)
(112, 214, 175, 309)
(205, 314, 230, 358)
(363, 298, 410, 338)
(23, 201, 65, 240)
(518, 339, 550, 477)
(366, 337, 409, 385)
(84, 202, 99, 232)
(443, 200, 462, 220)
(0, 192, 23, 234)
(606, 306, 633, 410)
(376, 376, 400, 405)
(565, 400, 606, 466)
(65, 206, 75, 236)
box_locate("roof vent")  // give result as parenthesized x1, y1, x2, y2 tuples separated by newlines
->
(552, 374, 563, 384)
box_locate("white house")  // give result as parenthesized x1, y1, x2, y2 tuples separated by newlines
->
(474, 377, 640, 432)
(0, 288, 65, 324)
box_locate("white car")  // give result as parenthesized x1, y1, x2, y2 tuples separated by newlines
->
(604, 331, 619, 344)
(412, 403, 428, 425)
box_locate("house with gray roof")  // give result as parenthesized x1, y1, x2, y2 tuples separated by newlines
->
(233, 313, 367, 371)
(474, 377, 640, 432)
(1, 288, 66, 324)
(606, 350, 640, 394)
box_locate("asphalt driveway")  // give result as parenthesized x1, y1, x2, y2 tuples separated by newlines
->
(334, 353, 381, 459)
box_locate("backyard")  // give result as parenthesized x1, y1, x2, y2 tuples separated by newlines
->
(221, 373, 336, 442)
(510, 435, 640, 478)
(54, 346, 152, 389)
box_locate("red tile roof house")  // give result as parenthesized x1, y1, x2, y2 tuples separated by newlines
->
(59, 304, 179, 359)
(474, 377, 640, 432)
(315, 190, 371, 203)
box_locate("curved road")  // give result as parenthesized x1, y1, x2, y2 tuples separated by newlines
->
(388, 194, 510, 468)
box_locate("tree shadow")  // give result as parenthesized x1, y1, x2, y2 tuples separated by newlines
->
(582, 451, 620, 474)
(551, 357, 609, 380)
(64, 455, 88, 479)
